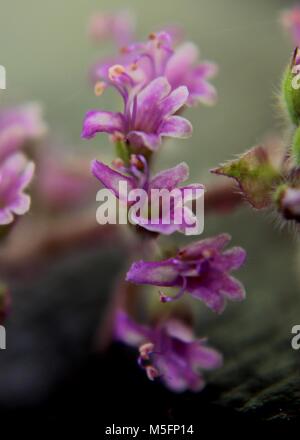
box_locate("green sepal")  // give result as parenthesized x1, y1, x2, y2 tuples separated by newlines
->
(211, 145, 283, 209)
(115, 139, 130, 164)
(292, 125, 300, 165)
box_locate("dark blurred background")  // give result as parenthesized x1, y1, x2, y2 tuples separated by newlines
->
(0, 0, 300, 432)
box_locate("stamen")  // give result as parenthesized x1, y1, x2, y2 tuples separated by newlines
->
(112, 158, 124, 169)
(139, 342, 154, 360)
(120, 46, 130, 54)
(130, 94, 138, 129)
(108, 64, 126, 81)
(130, 63, 138, 71)
(94, 81, 106, 96)
(130, 154, 144, 170)
(145, 365, 160, 381)
(110, 131, 125, 143)
(159, 277, 187, 303)
(148, 32, 157, 40)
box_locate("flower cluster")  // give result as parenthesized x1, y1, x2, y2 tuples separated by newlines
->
(83, 28, 246, 392)
(89, 30, 217, 114)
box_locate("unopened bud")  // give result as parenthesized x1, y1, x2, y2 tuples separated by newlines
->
(276, 184, 300, 222)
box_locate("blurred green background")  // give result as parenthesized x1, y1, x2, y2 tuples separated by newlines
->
(0, 0, 299, 349)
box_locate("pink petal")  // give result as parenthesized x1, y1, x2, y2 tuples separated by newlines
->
(159, 86, 189, 117)
(188, 81, 217, 106)
(91, 160, 135, 200)
(0, 208, 14, 225)
(221, 274, 246, 301)
(214, 247, 247, 271)
(81, 111, 125, 138)
(134, 77, 171, 129)
(10, 193, 31, 215)
(127, 131, 161, 150)
(165, 42, 199, 86)
(126, 260, 178, 286)
(194, 62, 218, 78)
(190, 287, 226, 314)
(150, 162, 189, 190)
(159, 115, 192, 138)
(189, 342, 223, 370)
(114, 311, 151, 346)
(178, 233, 231, 260)
(135, 219, 180, 235)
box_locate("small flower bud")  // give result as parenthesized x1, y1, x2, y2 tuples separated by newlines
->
(276, 184, 300, 222)
(211, 144, 282, 209)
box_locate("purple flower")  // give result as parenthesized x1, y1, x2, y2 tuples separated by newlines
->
(88, 11, 135, 46)
(126, 234, 246, 313)
(281, 6, 300, 46)
(91, 31, 217, 107)
(0, 153, 35, 225)
(82, 76, 192, 151)
(164, 41, 217, 106)
(92, 156, 203, 235)
(0, 104, 46, 163)
(115, 311, 222, 392)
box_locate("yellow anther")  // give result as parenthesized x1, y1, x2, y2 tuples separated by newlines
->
(145, 365, 159, 381)
(120, 46, 130, 54)
(202, 249, 213, 259)
(108, 64, 126, 81)
(130, 63, 138, 71)
(112, 158, 124, 169)
(94, 81, 105, 96)
(148, 32, 157, 40)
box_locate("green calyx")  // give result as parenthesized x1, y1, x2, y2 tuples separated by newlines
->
(115, 139, 130, 164)
(282, 48, 300, 126)
(273, 183, 288, 207)
(292, 125, 300, 165)
(212, 145, 282, 209)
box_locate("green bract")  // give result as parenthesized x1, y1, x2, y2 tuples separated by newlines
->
(212, 145, 282, 209)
